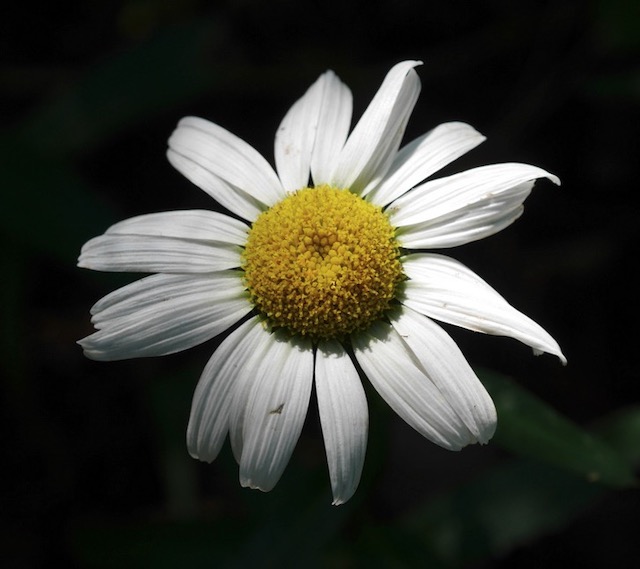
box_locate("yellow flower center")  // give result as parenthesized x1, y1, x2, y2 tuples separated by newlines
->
(242, 185, 404, 340)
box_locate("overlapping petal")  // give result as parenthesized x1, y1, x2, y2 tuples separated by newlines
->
(226, 320, 278, 463)
(353, 320, 476, 450)
(316, 340, 368, 505)
(402, 253, 566, 363)
(364, 122, 486, 205)
(236, 330, 314, 492)
(310, 72, 353, 186)
(275, 71, 352, 192)
(390, 163, 560, 248)
(167, 150, 264, 221)
(79, 272, 250, 360)
(187, 317, 269, 462)
(331, 60, 422, 193)
(390, 306, 496, 443)
(168, 116, 286, 218)
(274, 75, 323, 192)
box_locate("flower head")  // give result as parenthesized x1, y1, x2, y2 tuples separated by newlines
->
(79, 61, 565, 505)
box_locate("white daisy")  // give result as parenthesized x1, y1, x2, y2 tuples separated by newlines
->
(79, 60, 566, 505)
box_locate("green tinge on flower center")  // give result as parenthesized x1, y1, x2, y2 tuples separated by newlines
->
(242, 185, 404, 340)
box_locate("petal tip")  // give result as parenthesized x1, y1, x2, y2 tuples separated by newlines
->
(477, 421, 498, 445)
(187, 448, 216, 464)
(548, 173, 561, 186)
(240, 477, 273, 493)
(329, 484, 358, 506)
(533, 346, 567, 366)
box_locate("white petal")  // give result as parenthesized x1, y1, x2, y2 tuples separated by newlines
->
(310, 72, 353, 186)
(274, 77, 320, 192)
(316, 340, 368, 505)
(402, 253, 567, 363)
(275, 71, 351, 192)
(78, 234, 242, 273)
(226, 319, 276, 463)
(352, 320, 475, 450)
(364, 122, 486, 205)
(390, 306, 496, 443)
(187, 317, 268, 462)
(168, 116, 285, 212)
(167, 150, 264, 221)
(390, 163, 560, 248)
(395, 185, 529, 249)
(106, 210, 249, 246)
(238, 330, 314, 492)
(332, 61, 422, 193)
(79, 272, 251, 360)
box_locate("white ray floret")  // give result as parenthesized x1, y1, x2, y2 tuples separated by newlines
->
(401, 253, 566, 363)
(316, 339, 369, 505)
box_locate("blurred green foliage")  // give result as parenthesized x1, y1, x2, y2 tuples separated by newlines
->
(68, 378, 640, 568)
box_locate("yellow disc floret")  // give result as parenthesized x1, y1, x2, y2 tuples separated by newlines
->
(242, 185, 404, 340)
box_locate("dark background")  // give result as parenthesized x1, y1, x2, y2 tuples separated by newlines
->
(2, 0, 639, 567)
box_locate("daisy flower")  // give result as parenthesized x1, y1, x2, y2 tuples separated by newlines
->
(79, 60, 565, 505)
